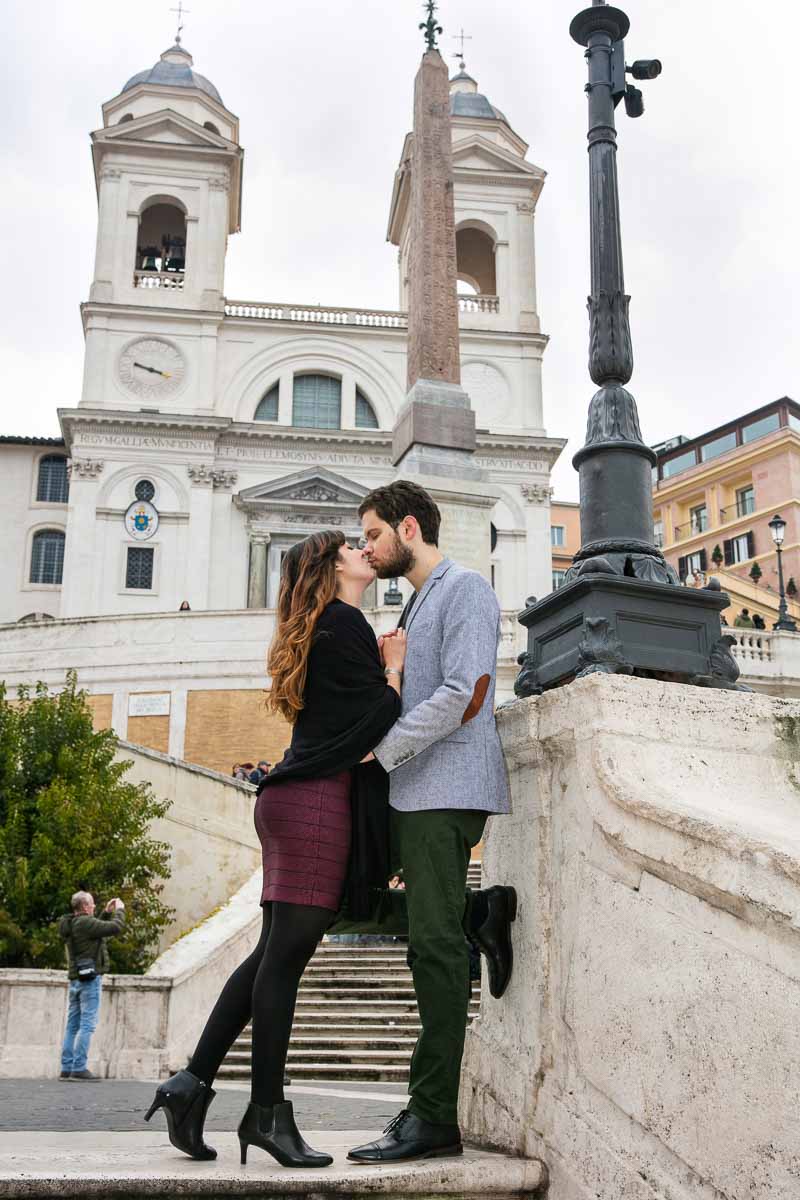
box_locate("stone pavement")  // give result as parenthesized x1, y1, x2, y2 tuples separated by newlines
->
(0, 1079, 545, 1197)
(0, 1078, 409, 1132)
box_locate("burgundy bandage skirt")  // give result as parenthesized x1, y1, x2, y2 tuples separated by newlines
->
(254, 770, 352, 911)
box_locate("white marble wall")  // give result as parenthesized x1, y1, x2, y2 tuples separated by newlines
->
(460, 674, 800, 1200)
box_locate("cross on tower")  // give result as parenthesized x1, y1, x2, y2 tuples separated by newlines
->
(452, 27, 472, 69)
(170, 1, 190, 43)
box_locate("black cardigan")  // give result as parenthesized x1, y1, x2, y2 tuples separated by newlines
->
(258, 599, 401, 918)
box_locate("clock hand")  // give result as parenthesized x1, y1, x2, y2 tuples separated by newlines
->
(133, 361, 167, 377)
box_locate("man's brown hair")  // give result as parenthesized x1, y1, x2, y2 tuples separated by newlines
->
(358, 480, 441, 546)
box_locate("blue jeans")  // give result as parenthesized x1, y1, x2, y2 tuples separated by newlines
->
(60, 977, 102, 1073)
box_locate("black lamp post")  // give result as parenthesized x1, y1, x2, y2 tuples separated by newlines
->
(768, 514, 798, 632)
(515, 0, 748, 697)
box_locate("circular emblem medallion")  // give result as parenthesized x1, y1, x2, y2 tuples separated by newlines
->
(124, 500, 159, 541)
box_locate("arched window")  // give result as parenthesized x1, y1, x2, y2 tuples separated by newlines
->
(254, 385, 279, 422)
(118, 113, 134, 124)
(136, 198, 187, 286)
(30, 530, 65, 585)
(37, 455, 69, 503)
(292, 375, 341, 429)
(456, 227, 496, 294)
(203, 121, 221, 135)
(355, 389, 379, 430)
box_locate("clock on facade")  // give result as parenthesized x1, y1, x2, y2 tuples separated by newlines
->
(118, 338, 186, 399)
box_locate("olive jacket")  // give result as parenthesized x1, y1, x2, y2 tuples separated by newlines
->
(58, 910, 126, 980)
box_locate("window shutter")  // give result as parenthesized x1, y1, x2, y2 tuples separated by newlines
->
(678, 555, 688, 581)
(699, 548, 708, 571)
(746, 531, 756, 559)
(723, 539, 733, 565)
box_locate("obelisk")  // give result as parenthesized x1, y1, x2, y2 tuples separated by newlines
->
(393, 10, 497, 577)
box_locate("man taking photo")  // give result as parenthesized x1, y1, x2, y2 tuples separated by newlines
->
(58, 891, 126, 1081)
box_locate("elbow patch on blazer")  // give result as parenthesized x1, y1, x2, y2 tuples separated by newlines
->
(461, 674, 491, 724)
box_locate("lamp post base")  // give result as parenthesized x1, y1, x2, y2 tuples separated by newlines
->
(515, 575, 750, 697)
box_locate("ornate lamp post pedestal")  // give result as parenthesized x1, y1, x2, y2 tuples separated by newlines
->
(516, 1, 745, 697)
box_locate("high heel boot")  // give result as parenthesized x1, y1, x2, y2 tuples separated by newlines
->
(237, 1100, 333, 1167)
(144, 1068, 217, 1161)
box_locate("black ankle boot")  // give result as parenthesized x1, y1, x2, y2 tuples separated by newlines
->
(144, 1068, 217, 1161)
(237, 1100, 333, 1168)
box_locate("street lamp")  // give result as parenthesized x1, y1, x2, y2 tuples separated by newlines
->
(383, 577, 403, 607)
(768, 514, 798, 632)
(514, 0, 748, 697)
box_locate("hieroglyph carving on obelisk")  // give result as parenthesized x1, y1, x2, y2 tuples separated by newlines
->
(405, 50, 461, 392)
(393, 47, 480, 478)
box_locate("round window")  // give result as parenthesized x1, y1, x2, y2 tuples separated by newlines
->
(135, 479, 156, 502)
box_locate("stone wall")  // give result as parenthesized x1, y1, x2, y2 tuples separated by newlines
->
(0, 873, 262, 1080)
(461, 675, 800, 1200)
(118, 741, 260, 950)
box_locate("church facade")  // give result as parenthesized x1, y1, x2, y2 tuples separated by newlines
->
(0, 41, 564, 769)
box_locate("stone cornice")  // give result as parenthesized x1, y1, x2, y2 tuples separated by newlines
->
(80, 301, 225, 333)
(57, 406, 564, 470)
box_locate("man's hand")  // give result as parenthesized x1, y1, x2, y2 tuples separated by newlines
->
(105, 898, 125, 912)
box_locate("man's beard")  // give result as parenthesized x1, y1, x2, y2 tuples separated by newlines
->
(374, 532, 414, 579)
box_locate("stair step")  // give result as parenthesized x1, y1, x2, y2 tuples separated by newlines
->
(232, 1032, 417, 1051)
(227, 1049, 413, 1065)
(218, 1063, 410, 1082)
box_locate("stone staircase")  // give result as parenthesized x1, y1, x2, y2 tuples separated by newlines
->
(218, 861, 482, 1083)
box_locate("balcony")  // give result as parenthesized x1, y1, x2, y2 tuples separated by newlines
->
(457, 294, 499, 313)
(720, 497, 756, 522)
(134, 270, 185, 291)
(674, 516, 708, 540)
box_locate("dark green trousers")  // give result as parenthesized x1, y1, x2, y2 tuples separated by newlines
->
(330, 807, 487, 1125)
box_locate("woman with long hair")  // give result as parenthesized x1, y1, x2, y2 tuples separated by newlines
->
(144, 530, 406, 1168)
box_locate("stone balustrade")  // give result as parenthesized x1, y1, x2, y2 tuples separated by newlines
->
(225, 301, 407, 327)
(730, 627, 800, 695)
(133, 270, 185, 290)
(224, 294, 501, 325)
(457, 293, 500, 313)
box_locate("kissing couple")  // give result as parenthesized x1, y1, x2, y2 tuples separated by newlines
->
(145, 479, 516, 1167)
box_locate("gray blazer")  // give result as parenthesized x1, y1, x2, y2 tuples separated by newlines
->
(373, 559, 510, 815)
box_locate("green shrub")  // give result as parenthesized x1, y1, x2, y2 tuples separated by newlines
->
(0, 672, 172, 972)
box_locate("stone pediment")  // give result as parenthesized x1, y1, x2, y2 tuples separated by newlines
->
(235, 468, 370, 534)
(94, 110, 232, 151)
(237, 467, 369, 508)
(452, 135, 540, 177)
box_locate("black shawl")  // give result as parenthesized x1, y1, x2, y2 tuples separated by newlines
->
(258, 599, 400, 919)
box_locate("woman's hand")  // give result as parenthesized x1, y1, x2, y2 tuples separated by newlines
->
(382, 627, 407, 672)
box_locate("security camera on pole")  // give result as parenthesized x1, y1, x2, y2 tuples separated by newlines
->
(515, 0, 750, 697)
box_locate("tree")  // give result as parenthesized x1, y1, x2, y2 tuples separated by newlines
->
(0, 673, 172, 972)
(711, 544, 723, 569)
(787, 577, 798, 600)
(749, 561, 763, 586)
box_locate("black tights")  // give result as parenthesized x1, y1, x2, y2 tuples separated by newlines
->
(188, 901, 332, 1107)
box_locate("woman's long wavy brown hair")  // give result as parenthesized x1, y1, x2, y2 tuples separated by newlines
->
(266, 530, 346, 722)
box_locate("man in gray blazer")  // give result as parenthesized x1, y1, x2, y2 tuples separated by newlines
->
(347, 480, 516, 1164)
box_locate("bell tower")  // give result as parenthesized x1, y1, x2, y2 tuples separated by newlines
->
(88, 40, 243, 313)
(388, 62, 545, 336)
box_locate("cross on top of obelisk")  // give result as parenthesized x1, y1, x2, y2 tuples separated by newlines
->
(419, 1, 443, 51)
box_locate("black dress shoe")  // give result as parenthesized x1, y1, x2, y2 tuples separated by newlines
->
(238, 1100, 333, 1167)
(144, 1068, 217, 1160)
(347, 1110, 462, 1163)
(471, 885, 517, 999)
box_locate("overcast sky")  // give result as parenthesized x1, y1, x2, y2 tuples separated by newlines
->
(2, 0, 797, 499)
